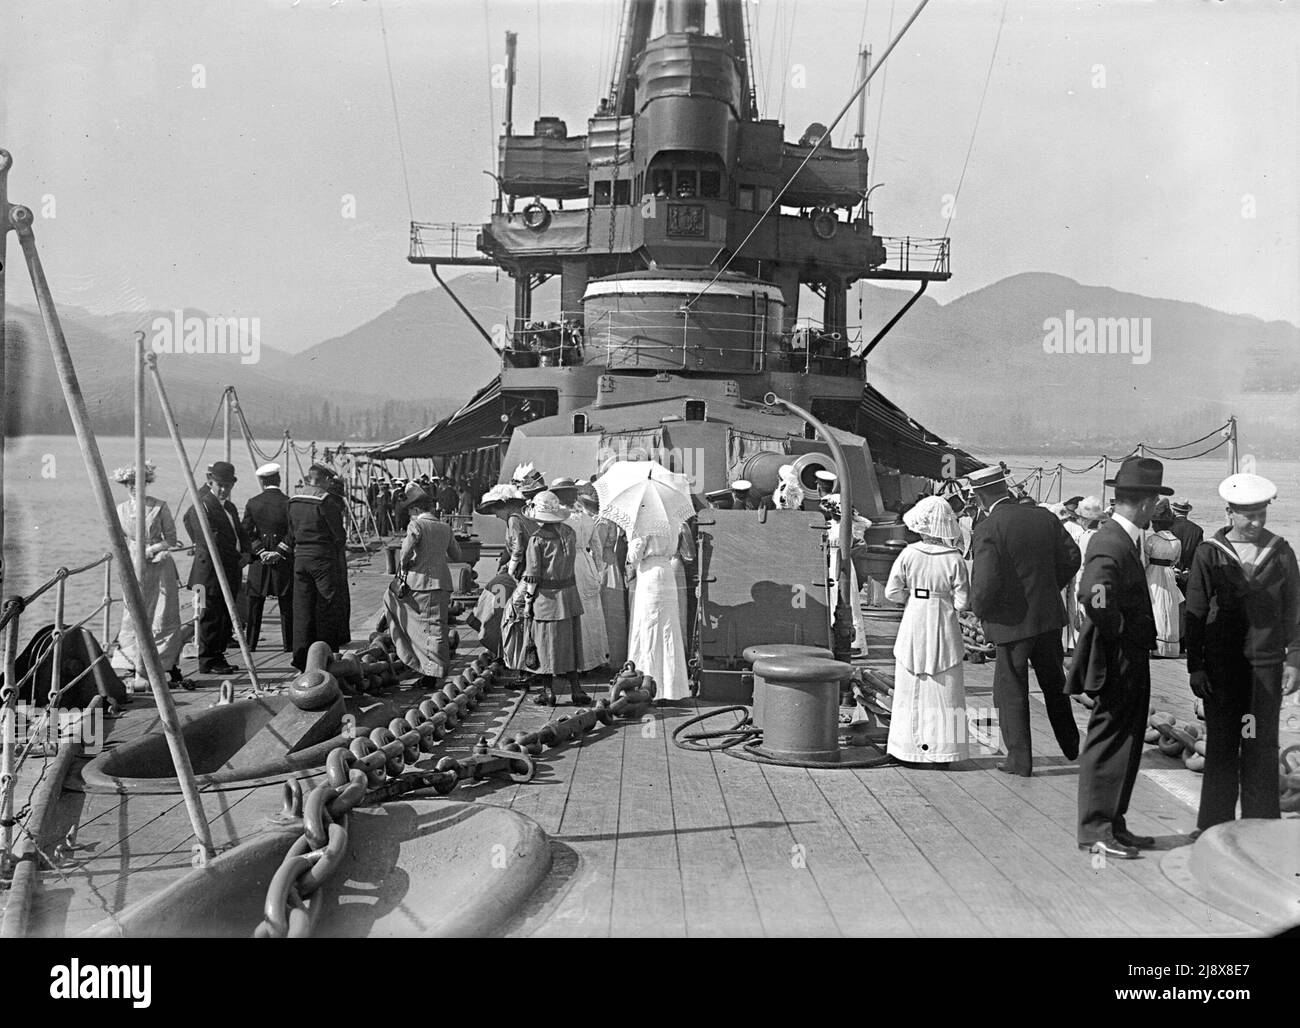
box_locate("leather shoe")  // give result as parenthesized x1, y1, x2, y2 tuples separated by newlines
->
(997, 763, 1031, 777)
(1114, 828, 1155, 849)
(201, 662, 239, 675)
(1079, 839, 1140, 859)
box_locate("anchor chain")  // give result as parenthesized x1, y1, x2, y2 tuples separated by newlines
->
(253, 659, 658, 937)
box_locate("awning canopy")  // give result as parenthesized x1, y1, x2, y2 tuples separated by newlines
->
(858, 384, 984, 479)
(363, 374, 984, 480)
(361, 377, 523, 460)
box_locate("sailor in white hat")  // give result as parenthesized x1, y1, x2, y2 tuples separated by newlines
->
(729, 479, 756, 510)
(242, 460, 293, 653)
(814, 468, 838, 497)
(1185, 469, 1299, 835)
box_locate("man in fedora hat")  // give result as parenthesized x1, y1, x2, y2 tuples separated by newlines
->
(1068, 456, 1173, 858)
(1185, 472, 1300, 834)
(968, 464, 1082, 775)
(183, 460, 247, 675)
(241, 462, 294, 653)
(287, 463, 348, 670)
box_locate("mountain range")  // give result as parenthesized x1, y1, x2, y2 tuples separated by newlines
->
(4, 272, 1297, 456)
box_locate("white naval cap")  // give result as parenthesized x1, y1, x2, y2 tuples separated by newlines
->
(730, 479, 752, 491)
(1218, 473, 1276, 509)
(256, 462, 281, 477)
(814, 469, 838, 483)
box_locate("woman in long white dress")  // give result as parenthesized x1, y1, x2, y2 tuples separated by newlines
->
(1144, 499, 1184, 658)
(625, 530, 691, 701)
(884, 495, 970, 766)
(110, 462, 193, 689)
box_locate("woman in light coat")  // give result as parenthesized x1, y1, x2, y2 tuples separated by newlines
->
(884, 496, 971, 766)
(111, 462, 193, 690)
(385, 484, 462, 687)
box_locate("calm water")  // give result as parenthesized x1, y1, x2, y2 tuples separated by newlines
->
(1, 434, 346, 645)
(989, 452, 1300, 542)
(4, 435, 1298, 648)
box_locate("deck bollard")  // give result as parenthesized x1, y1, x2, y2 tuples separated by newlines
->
(751, 656, 853, 763)
(742, 644, 833, 730)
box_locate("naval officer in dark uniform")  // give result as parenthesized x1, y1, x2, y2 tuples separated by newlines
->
(241, 462, 294, 652)
(183, 460, 247, 675)
(288, 463, 348, 670)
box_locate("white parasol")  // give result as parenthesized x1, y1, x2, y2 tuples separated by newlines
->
(593, 460, 695, 539)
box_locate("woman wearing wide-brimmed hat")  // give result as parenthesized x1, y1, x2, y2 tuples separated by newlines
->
(883, 495, 971, 766)
(109, 462, 194, 690)
(384, 482, 462, 687)
(500, 491, 591, 706)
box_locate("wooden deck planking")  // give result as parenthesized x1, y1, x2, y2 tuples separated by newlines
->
(814, 769, 989, 936)
(762, 765, 915, 937)
(713, 754, 841, 937)
(911, 768, 1138, 937)
(946, 768, 1180, 936)
(984, 770, 1252, 935)
(662, 713, 765, 938)
(861, 766, 1065, 936)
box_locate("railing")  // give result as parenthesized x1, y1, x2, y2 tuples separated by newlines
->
(877, 236, 950, 277)
(1, 552, 116, 877)
(409, 222, 483, 262)
(498, 307, 866, 379)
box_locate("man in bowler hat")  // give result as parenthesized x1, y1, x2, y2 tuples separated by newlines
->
(1068, 456, 1172, 858)
(969, 464, 1082, 775)
(184, 460, 247, 675)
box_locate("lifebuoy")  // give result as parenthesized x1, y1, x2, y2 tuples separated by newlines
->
(811, 209, 838, 240)
(522, 200, 551, 231)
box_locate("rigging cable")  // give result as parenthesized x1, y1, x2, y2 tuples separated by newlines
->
(686, 0, 934, 310)
(483, 0, 498, 189)
(942, 0, 1010, 240)
(377, 0, 415, 222)
(868, 0, 894, 185)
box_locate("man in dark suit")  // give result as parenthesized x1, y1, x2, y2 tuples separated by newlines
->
(241, 462, 294, 652)
(1067, 456, 1171, 859)
(969, 465, 1081, 776)
(183, 460, 247, 674)
(287, 463, 349, 670)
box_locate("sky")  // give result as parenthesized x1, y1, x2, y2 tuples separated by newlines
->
(1, 0, 1296, 354)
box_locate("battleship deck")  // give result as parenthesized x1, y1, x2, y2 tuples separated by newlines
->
(13, 545, 1268, 938)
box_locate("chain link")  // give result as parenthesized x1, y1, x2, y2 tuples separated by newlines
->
(253, 658, 659, 937)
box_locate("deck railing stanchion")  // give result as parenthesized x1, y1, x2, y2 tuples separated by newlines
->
(145, 354, 262, 695)
(1, 614, 21, 873)
(10, 202, 215, 858)
(101, 560, 112, 647)
(51, 578, 65, 706)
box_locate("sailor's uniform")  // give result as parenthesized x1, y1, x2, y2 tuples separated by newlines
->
(287, 484, 348, 669)
(241, 486, 294, 652)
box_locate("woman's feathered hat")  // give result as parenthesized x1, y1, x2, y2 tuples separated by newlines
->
(512, 462, 547, 498)
(111, 460, 156, 486)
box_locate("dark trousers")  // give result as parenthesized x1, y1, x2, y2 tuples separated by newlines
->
(291, 551, 349, 669)
(245, 589, 292, 652)
(993, 630, 1080, 773)
(1198, 656, 1282, 830)
(196, 574, 237, 669)
(1077, 652, 1151, 844)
